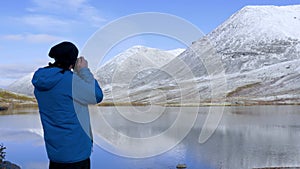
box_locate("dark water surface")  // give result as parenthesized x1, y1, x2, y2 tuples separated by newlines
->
(1, 106, 300, 169)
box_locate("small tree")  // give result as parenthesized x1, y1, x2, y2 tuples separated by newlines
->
(0, 143, 6, 163)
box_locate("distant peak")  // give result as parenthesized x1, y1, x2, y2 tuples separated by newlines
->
(234, 4, 300, 19)
(130, 45, 148, 49)
(207, 4, 300, 41)
(240, 4, 300, 11)
(126, 45, 184, 54)
(166, 48, 185, 56)
(124, 45, 157, 53)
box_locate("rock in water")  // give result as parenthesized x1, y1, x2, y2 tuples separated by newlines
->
(176, 163, 187, 168)
(0, 107, 8, 111)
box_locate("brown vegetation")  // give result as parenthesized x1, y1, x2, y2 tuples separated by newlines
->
(226, 82, 261, 97)
(0, 90, 37, 112)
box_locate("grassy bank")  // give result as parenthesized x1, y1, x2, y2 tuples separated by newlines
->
(1, 89, 300, 113)
(0, 90, 37, 112)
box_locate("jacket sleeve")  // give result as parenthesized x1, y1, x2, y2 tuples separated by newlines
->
(72, 68, 103, 105)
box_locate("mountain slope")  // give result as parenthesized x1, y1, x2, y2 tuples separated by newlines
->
(95, 45, 184, 86)
(7, 73, 34, 96)
(7, 5, 300, 105)
(208, 5, 300, 73)
(7, 46, 184, 98)
(110, 5, 300, 104)
(203, 5, 300, 103)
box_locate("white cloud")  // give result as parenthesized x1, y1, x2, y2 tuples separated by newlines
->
(0, 64, 35, 78)
(26, 34, 63, 43)
(79, 5, 106, 27)
(0, 64, 33, 87)
(2, 34, 24, 41)
(2, 33, 63, 43)
(25, 0, 106, 28)
(19, 15, 72, 32)
(27, 0, 86, 12)
(0, 53, 52, 87)
(0, 59, 48, 87)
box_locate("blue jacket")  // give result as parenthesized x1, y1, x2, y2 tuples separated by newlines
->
(32, 67, 103, 163)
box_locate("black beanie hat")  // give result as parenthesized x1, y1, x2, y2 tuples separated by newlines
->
(48, 41, 78, 66)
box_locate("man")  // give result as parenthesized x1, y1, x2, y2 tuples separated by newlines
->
(32, 41, 103, 169)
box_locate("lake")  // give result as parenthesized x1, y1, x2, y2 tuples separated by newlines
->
(1, 106, 300, 169)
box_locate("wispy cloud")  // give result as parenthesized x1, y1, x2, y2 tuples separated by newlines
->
(77, 3, 106, 27)
(18, 15, 72, 32)
(0, 0, 107, 87)
(0, 63, 36, 78)
(2, 34, 24, 41)
(24, 0, 106, 29)
(2, 33, 63, 43)
(0, 64, 34, 87)
(27, 0, 87, 13)
(0, 57, 50, 87)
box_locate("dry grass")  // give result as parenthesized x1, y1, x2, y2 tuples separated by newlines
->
(0, 90, 35, 102)
(226, 82, 261, 97)
(0, 90, 37, 112)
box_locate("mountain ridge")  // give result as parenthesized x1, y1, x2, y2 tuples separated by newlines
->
(106, 4, 300, 104)
(6, 5, 300, 105)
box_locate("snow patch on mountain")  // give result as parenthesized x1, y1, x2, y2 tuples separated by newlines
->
(7, 73, 34, 96)
(95, 45, 184, 86)
(106, 5, 300, 104)
(7, 5, 300, 105)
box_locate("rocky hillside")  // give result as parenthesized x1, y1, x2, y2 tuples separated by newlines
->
(7, 5, 300, 105)
(104, 5, 300, 105)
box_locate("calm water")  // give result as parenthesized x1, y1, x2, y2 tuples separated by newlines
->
(1, 106, 300, 169)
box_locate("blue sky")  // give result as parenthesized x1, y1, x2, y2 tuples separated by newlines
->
(0, 0, 299, 88)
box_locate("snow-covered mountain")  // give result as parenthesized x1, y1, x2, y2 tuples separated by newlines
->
(7, 46, 184, 97)
(208, 5, 300, 73)
(7, 5, 300, 105)
(7, 73, 34, 96)
(198, 5, 300, 104)
(96, 45, 184, 86)
(106, 5, 300, 104)
(95, 45, 185, 102)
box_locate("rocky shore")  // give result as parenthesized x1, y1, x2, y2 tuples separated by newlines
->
(0, 161, 21, 169)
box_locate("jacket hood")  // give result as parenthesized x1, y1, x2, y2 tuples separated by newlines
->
(32, 67, 66, 91)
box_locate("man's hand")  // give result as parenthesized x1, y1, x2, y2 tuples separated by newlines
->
(75, 56, 88, 72)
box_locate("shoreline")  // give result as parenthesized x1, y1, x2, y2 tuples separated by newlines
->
(1, 101, 300, 112)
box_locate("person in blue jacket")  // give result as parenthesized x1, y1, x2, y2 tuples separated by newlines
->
(32, 41, 103, 169)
